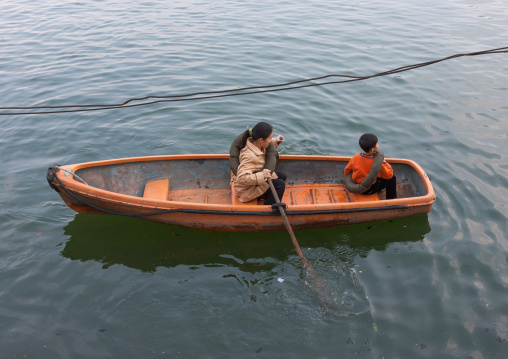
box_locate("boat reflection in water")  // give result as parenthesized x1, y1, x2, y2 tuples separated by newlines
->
(61, 213, 431, 273)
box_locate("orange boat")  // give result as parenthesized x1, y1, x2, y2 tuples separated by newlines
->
(47, 154, 435, 231)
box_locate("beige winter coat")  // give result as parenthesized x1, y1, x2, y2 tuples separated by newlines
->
(233, 138, 278, 202)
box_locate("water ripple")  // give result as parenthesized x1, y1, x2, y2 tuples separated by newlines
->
(1, 0, 508, 358)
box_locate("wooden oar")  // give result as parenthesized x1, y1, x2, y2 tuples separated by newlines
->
(267, 178, 308, 267)
(268, 178, 331, 303)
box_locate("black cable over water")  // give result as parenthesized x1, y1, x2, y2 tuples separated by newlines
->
(3, 47, 507, 116)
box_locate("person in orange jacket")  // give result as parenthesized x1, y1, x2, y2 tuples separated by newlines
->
(344, 133, 397, 199)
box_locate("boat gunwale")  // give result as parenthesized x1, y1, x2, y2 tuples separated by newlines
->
(56, 154, 436, 212)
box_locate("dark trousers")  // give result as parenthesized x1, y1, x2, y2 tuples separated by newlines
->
(260, 172, 286, 205)
(364, 175, 397, 199)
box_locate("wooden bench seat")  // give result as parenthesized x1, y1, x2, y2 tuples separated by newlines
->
(143, 179, 169, 201)
(348, 192, 380, 202)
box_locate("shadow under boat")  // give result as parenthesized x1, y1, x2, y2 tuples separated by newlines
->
(61, 213, 431, 273)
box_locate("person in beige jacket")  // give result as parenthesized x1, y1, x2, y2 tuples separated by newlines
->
(233, 122, 286, 205)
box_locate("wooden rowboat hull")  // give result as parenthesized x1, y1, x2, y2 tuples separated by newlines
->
(48, 154, 435, 231)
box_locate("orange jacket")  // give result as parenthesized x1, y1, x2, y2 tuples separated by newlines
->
(344, 153, 393, 184)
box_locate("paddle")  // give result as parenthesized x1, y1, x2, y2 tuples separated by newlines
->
(267, 178, 332, 304)
(267, 178, 309, 268)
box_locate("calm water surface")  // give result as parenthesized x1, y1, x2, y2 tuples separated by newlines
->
(1, 0, 507, 358)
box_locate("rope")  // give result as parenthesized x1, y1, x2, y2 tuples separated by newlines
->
(56, 166, 89, 185)
(2, 47, 507, 116)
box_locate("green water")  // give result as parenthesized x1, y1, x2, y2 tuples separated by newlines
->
(1, 0, 507, 357)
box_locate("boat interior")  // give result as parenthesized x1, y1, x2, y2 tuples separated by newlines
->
(142, 179, 416, 205)
(75, 158, 428, 206)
